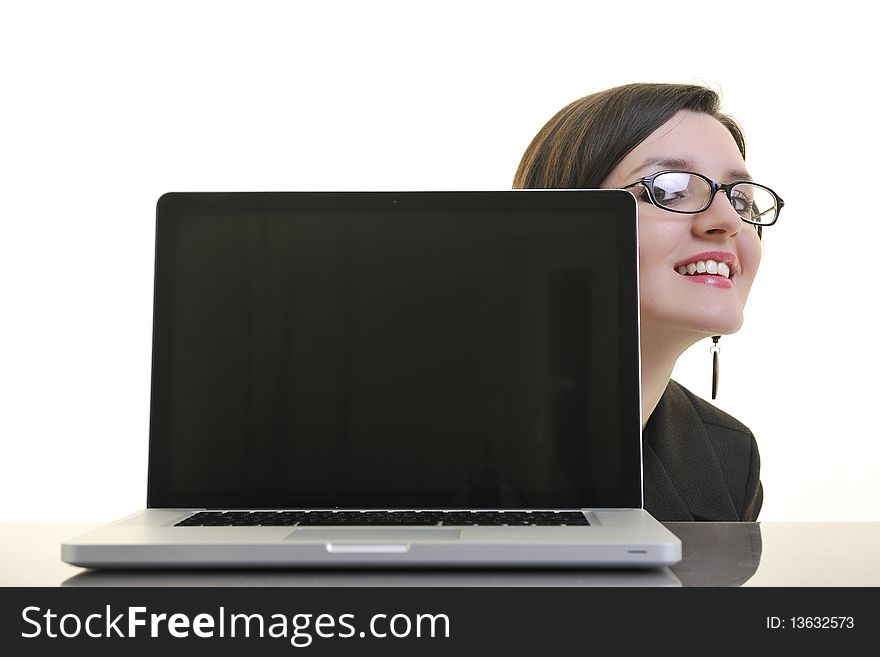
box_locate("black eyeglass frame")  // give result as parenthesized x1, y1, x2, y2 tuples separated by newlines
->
(621, 170, 784, 226)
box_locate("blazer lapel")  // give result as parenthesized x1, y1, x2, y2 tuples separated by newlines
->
(643, 381, 739, 521)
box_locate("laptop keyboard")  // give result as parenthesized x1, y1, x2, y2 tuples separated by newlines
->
(175, 510, 590, 527)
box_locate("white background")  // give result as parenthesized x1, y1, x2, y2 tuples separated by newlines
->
(1, 0, 877, 521)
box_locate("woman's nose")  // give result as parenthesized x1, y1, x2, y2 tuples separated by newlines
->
(692, 191, 742, 237)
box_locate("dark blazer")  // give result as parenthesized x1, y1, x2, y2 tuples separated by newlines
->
(642, 380, 763, 521)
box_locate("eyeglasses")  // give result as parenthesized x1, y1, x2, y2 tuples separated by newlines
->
(621, 170, 784, 226)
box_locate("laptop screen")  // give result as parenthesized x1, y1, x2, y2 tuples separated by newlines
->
(147, 191, 641, 509)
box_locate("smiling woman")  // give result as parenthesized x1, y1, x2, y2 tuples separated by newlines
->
(513, 83, 785, 521)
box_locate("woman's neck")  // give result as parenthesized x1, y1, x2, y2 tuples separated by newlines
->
(640, 327, 700, 430)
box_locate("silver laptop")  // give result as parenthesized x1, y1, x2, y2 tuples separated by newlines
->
(63, 190, 681, 569)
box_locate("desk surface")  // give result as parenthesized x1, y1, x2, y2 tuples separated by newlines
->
(1, 521, 878, 587)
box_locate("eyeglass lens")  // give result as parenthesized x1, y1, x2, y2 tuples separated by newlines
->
(650, 172, 777, 225)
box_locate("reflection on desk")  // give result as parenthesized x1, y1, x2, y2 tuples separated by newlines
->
(63, 567, 682, 587)
(666, 522, 762, 587)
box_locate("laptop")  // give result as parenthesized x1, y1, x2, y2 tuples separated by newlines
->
(63, 190, 681, 568)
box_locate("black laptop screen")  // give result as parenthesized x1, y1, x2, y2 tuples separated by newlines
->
(147, 191, 641, 509)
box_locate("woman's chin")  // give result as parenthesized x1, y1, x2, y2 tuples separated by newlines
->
(708, 312, 744, 335)
(642, 312, 744, 340)
(691, 316, 744, 337)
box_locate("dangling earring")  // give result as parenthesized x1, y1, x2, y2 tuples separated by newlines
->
(710, 336, 721, 400)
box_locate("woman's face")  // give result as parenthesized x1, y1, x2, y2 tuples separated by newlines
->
(601, 110, 762, 341)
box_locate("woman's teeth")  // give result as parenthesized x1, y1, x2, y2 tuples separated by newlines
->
(676, 260, 730, 278)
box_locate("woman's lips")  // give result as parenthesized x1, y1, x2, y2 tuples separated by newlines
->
(673, 253, 737, 289)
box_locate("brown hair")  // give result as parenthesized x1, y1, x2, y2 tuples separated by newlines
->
(512, 82, 746, 190)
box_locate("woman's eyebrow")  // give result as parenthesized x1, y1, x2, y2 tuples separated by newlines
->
(627, 157, 752, 182)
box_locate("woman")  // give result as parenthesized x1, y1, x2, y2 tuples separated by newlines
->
(513, 83, 783, 521)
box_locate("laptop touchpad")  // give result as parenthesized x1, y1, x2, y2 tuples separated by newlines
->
(286, 528, 461, 541)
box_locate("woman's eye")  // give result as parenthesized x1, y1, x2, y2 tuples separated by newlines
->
(729, 192, 751, 212)
(653, 187, 688, 206)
